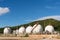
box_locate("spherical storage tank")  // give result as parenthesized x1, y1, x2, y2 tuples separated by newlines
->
(45, 25, 54, 33)
(33, 24, 43, 34)
(19, 26, 25, 34)
(13, 30, 16, 34)
(26, 25, 33, 34)
(4, 27, 11, 34)
(15, 29, 19, 34)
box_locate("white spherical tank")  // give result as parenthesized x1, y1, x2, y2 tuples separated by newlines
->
(13, 30, 16, 34)
(19, 26, 25, 34)
(33, 24, 43, 34)
(15, 29, 19, 34)
(45, 25, 54, 33)
(26, 25, 33, 34)
(4, 27, 11, 34)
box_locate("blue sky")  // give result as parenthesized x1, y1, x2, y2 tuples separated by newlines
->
(0, 0, 60, 27)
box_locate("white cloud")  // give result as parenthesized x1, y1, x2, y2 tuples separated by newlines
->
(25, 20, 33, 21)
(35, 15, 60, 21)
(0, 7, 10, 15)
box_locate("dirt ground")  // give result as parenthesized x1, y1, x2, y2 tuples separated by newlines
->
(0, 37, 60, 40)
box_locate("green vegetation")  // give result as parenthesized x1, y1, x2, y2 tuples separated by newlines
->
(0, 18, 60, 33)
